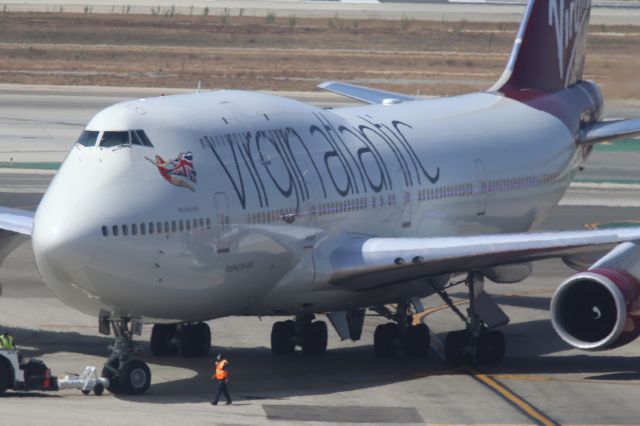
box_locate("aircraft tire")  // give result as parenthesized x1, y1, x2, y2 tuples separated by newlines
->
(271, 321, 295, 355)
(195, 322, 211, 356)
(101, 358, 121, 394)
(444, 330, 470, 367)
(402, 324, 430, 358)
(476, 330, 505, 364)
(301, 321, 328, 356)
(151, 324, 178, 356)
(374, 323, 400, 358)
(180, 324, 201, 357)
(118, 359, 151, 395)
(0, 359, 10, 393)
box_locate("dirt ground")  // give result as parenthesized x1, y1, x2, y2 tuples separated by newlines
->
(0, 12, 638, 97)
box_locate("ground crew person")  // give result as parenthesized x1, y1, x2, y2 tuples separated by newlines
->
(0, 331, 15, 349)
(211, 353, 232, 405)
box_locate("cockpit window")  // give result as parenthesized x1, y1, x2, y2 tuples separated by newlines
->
(100, 131, 130, 147)
(76, 130, 100, 147)
(132, 130, 154, 147)
(98, 130, 154, 148)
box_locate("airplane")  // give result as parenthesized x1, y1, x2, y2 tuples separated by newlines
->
(1, 0, 640, 396)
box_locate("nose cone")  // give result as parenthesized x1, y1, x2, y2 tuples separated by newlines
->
(32, 200, 98, 283)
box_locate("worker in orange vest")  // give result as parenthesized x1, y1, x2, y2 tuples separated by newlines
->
(211, 353, 232, 405)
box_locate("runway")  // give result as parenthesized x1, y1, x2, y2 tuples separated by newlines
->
(1, 85, 640, 425)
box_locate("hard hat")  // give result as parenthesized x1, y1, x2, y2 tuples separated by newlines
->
(216, 353, 223, 360)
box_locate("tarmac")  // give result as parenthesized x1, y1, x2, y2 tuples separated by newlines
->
(0, 86, 640, 425)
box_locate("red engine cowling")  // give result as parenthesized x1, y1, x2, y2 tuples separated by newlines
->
(550, 268, 640, 350)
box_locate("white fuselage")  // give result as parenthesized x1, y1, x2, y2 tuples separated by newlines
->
(31, 90, 590, 322)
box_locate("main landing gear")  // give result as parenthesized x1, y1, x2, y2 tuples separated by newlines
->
(101, 317, 151, 395)
(433, 272, 506, 366)
(372, 301, 430, 359)
(150, 323, 211, 357)
(271, 315, 328, 356)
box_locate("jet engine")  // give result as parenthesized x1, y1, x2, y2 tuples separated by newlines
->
(551, 242, 640, 351)
(551, 268, 640, 350)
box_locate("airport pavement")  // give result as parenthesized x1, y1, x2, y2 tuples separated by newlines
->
(1, 86, 640, 425)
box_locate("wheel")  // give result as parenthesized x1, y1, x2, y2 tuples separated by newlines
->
(373, 323, 400, 358)
(195, 322, 211, 356)
(101, 357, 121, 394)
(179, 324, 200, 357)
(476, 330, 505, 364)
(300, 321, 328, 356)
(118, 359, 151, 395)
(402, 324, 430, 358)
(444, 330, 470, 367)
(271, 320, 296, 355)
(151, 324, 178, 356)
(93, 382, 105, 396)
(0, 360, 11, 393)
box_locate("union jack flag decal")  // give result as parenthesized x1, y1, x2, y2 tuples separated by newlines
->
(145, 151, 197, 191)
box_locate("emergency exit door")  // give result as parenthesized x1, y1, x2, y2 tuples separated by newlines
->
(214, 192, 230, 253)
(474, 159, 487, 216)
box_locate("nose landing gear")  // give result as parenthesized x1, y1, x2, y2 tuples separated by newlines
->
(100, 317, 151, 395)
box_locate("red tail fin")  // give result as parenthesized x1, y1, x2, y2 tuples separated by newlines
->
(491, 0, 592, 92)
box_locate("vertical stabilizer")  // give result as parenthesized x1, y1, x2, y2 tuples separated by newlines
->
(491, 0, 592, 92)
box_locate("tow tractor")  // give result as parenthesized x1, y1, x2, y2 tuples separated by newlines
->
(0, 348, 109, 395)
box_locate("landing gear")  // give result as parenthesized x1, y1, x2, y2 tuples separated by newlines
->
(433, 273, 506, 366)
(150, 322, 211, 357)
(100, 317, 151, 395)
(372, 302, 431, 359)
(270, 316, 328, 356)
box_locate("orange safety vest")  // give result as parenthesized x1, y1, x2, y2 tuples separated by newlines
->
(215, 360, 229, 380)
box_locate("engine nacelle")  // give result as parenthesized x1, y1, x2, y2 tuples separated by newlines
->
(551, 268, 640, 350)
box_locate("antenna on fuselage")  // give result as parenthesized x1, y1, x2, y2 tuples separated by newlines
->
(197, 80, 202, 94)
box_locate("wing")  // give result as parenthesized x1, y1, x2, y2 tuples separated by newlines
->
(318, 81, 416, 105)
(0, 207, 34, 266)
(315, 227, 640, 291)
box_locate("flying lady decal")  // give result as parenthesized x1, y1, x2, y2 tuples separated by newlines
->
(146, 151, 197, 191)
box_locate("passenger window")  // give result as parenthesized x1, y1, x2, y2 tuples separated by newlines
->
(186, 220, 191, 231)
(76, 130, 100, 147)
(206, 218, 211, 229)
(100, 131, 130, 148)
(199, 218, 204, 228)
(164, 221, 170, 233)
(122, 225, 128, 236)
(112, 225, 119, 237)
(132, 224, 137, 235)
(148, 222, 154, 234)
(192, 219, 198, 229)
(140, 223, 146, 235)
(171, 221, 177, 232)
(179, 220, 184, 231)
(101, 226, 108, 237)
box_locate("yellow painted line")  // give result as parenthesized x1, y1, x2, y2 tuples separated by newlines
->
(493, 373, 640, 387)
(469, 367, 557, 426)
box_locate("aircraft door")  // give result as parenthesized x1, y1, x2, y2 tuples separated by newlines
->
(214, 192, 230, 253)
(474, 159, 487, 216)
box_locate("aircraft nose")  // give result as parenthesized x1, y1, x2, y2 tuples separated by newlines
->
(32, 201, 98, 282)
